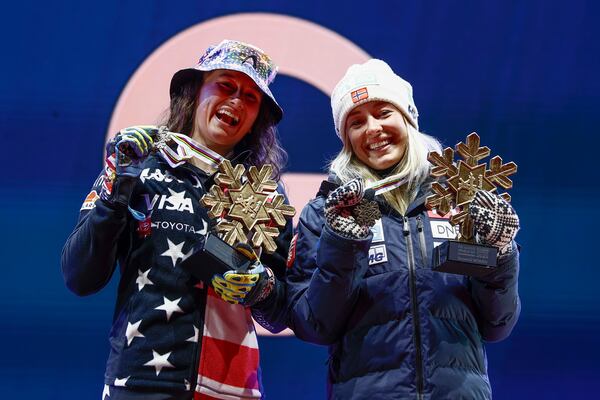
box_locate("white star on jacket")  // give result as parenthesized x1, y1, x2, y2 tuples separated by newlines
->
(144, 350, 174, 376)
(161, 239, 186, 267)
(102, 384, 110, 399)
(197, 219, 208, 235)
(166, 188, 188, 209)
(191, 175, 203, 189)
(114, 376, 130, 387)
(125, 320, 145, 346)
(136, 268, 154, 291)
(186, 326, 199, 343)
(155, 296, 184, 321)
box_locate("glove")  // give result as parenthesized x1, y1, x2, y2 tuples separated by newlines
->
(324, 179, 376, 239)
(112, 125, 158, 177)
(100, 125, 158, 206)
(469, 190, 520, 256)
(211, 243, 275, 307)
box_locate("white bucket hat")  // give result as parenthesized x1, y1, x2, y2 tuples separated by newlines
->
(170, 39, 283, 123)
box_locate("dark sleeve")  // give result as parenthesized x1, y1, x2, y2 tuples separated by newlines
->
(250, 182, 294, 333)
(60, 174, 135, 296)
(285, 198, 371, 345)
(469, 241, 521, 342)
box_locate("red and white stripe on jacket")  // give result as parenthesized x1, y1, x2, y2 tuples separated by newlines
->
(195, 288, 262, 399)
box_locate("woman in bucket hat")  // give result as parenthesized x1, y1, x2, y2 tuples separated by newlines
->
(62, 40, 291, 400)
(286, 59, 522, 399)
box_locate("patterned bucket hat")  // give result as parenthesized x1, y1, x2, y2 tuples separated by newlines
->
(170, 39, 283, 123)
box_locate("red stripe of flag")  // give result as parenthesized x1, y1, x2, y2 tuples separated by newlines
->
(199, 336, 260, 389)
(194, 393, 222, 400)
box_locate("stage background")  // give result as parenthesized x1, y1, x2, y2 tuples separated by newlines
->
(2, 1, 598, 398)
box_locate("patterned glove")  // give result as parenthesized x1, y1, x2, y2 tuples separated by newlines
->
(469, 190, 520, 256)
(324, 179, 376, 239)
(112, 125, 158, 177)
(211, 243, 275, 307)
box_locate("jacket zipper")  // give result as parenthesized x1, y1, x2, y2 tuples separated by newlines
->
(416, 216, 428, 267)
(404, 216, 424, 400)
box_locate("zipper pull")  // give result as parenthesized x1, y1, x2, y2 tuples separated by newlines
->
(416, 216, 424, 232)
(403, 216, 410, 235)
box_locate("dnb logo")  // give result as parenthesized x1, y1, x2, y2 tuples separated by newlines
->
(428, 211, 459, 247)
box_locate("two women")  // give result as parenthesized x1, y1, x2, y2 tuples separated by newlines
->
(63, 44, 521, 399)
(287, 59, 521, 399)
(62, 40, 291, 400)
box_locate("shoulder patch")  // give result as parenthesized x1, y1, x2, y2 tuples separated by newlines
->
(80, 190, 99, 211)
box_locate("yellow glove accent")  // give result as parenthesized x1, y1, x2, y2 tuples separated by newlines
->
(211, 243, 262, 305)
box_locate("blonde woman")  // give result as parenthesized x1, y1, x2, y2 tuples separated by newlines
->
(286, 59, 521, 399)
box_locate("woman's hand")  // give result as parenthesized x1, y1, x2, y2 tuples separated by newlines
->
(107, 125, 159, 178)
(324, 179, 374, 239)
(211, 243, 275, 307)
(469, 190, 520, 256)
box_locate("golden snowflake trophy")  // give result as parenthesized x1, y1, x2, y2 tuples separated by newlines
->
(426, 133, 517, 277)
(181, 160, 295, 283)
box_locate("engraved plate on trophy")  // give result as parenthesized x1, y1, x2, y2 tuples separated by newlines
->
(181, 160, 295, 282)
(425, 132, 517, 277)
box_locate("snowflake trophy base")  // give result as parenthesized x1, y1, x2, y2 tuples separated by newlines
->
(181, 233, 254, 283)
(433, 240, 498, 277)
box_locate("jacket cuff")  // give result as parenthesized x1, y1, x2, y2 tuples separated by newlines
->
(102, 176, 136, 208)
(316, 224, 372, 273)
(473, 241, 520, 283)
(496, 240, 520, 265)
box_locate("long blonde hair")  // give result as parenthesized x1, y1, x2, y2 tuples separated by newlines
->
(329, 114, 441, 215)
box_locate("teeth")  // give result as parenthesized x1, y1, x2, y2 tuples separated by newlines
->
(368, 140, 389, 150)
(221, 109, 238, 122)
(216, 109, 239, 126)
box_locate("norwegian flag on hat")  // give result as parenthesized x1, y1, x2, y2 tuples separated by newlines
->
(351, 87, 369, 103)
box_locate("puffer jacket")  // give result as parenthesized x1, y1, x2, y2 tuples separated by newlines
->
(286, 180, 520, 400)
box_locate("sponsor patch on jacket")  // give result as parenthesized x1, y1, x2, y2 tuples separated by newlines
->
(287, 233, 298, 268)
(139, 168, 184, 184)
(368, 244, 387, 265)
(143, 189, 195, 214)
(428, 210, 459, 247)
(80, 190, 99, 211)
(370, 218, 385, 243)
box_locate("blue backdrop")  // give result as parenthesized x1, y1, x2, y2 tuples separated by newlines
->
(2, 1, 599, 398)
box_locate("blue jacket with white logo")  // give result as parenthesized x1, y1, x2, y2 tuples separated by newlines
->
(286, 181, 520, 400)
(61, 154, 291, 393)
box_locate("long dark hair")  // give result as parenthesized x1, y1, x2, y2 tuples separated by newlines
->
(162, 73, 287, 180)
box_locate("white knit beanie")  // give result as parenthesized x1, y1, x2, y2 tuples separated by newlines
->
(331, 59, 419, 142)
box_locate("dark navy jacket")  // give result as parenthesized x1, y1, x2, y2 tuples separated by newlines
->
(286, 183, 520, 400)
(61, 154, 291, 392)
